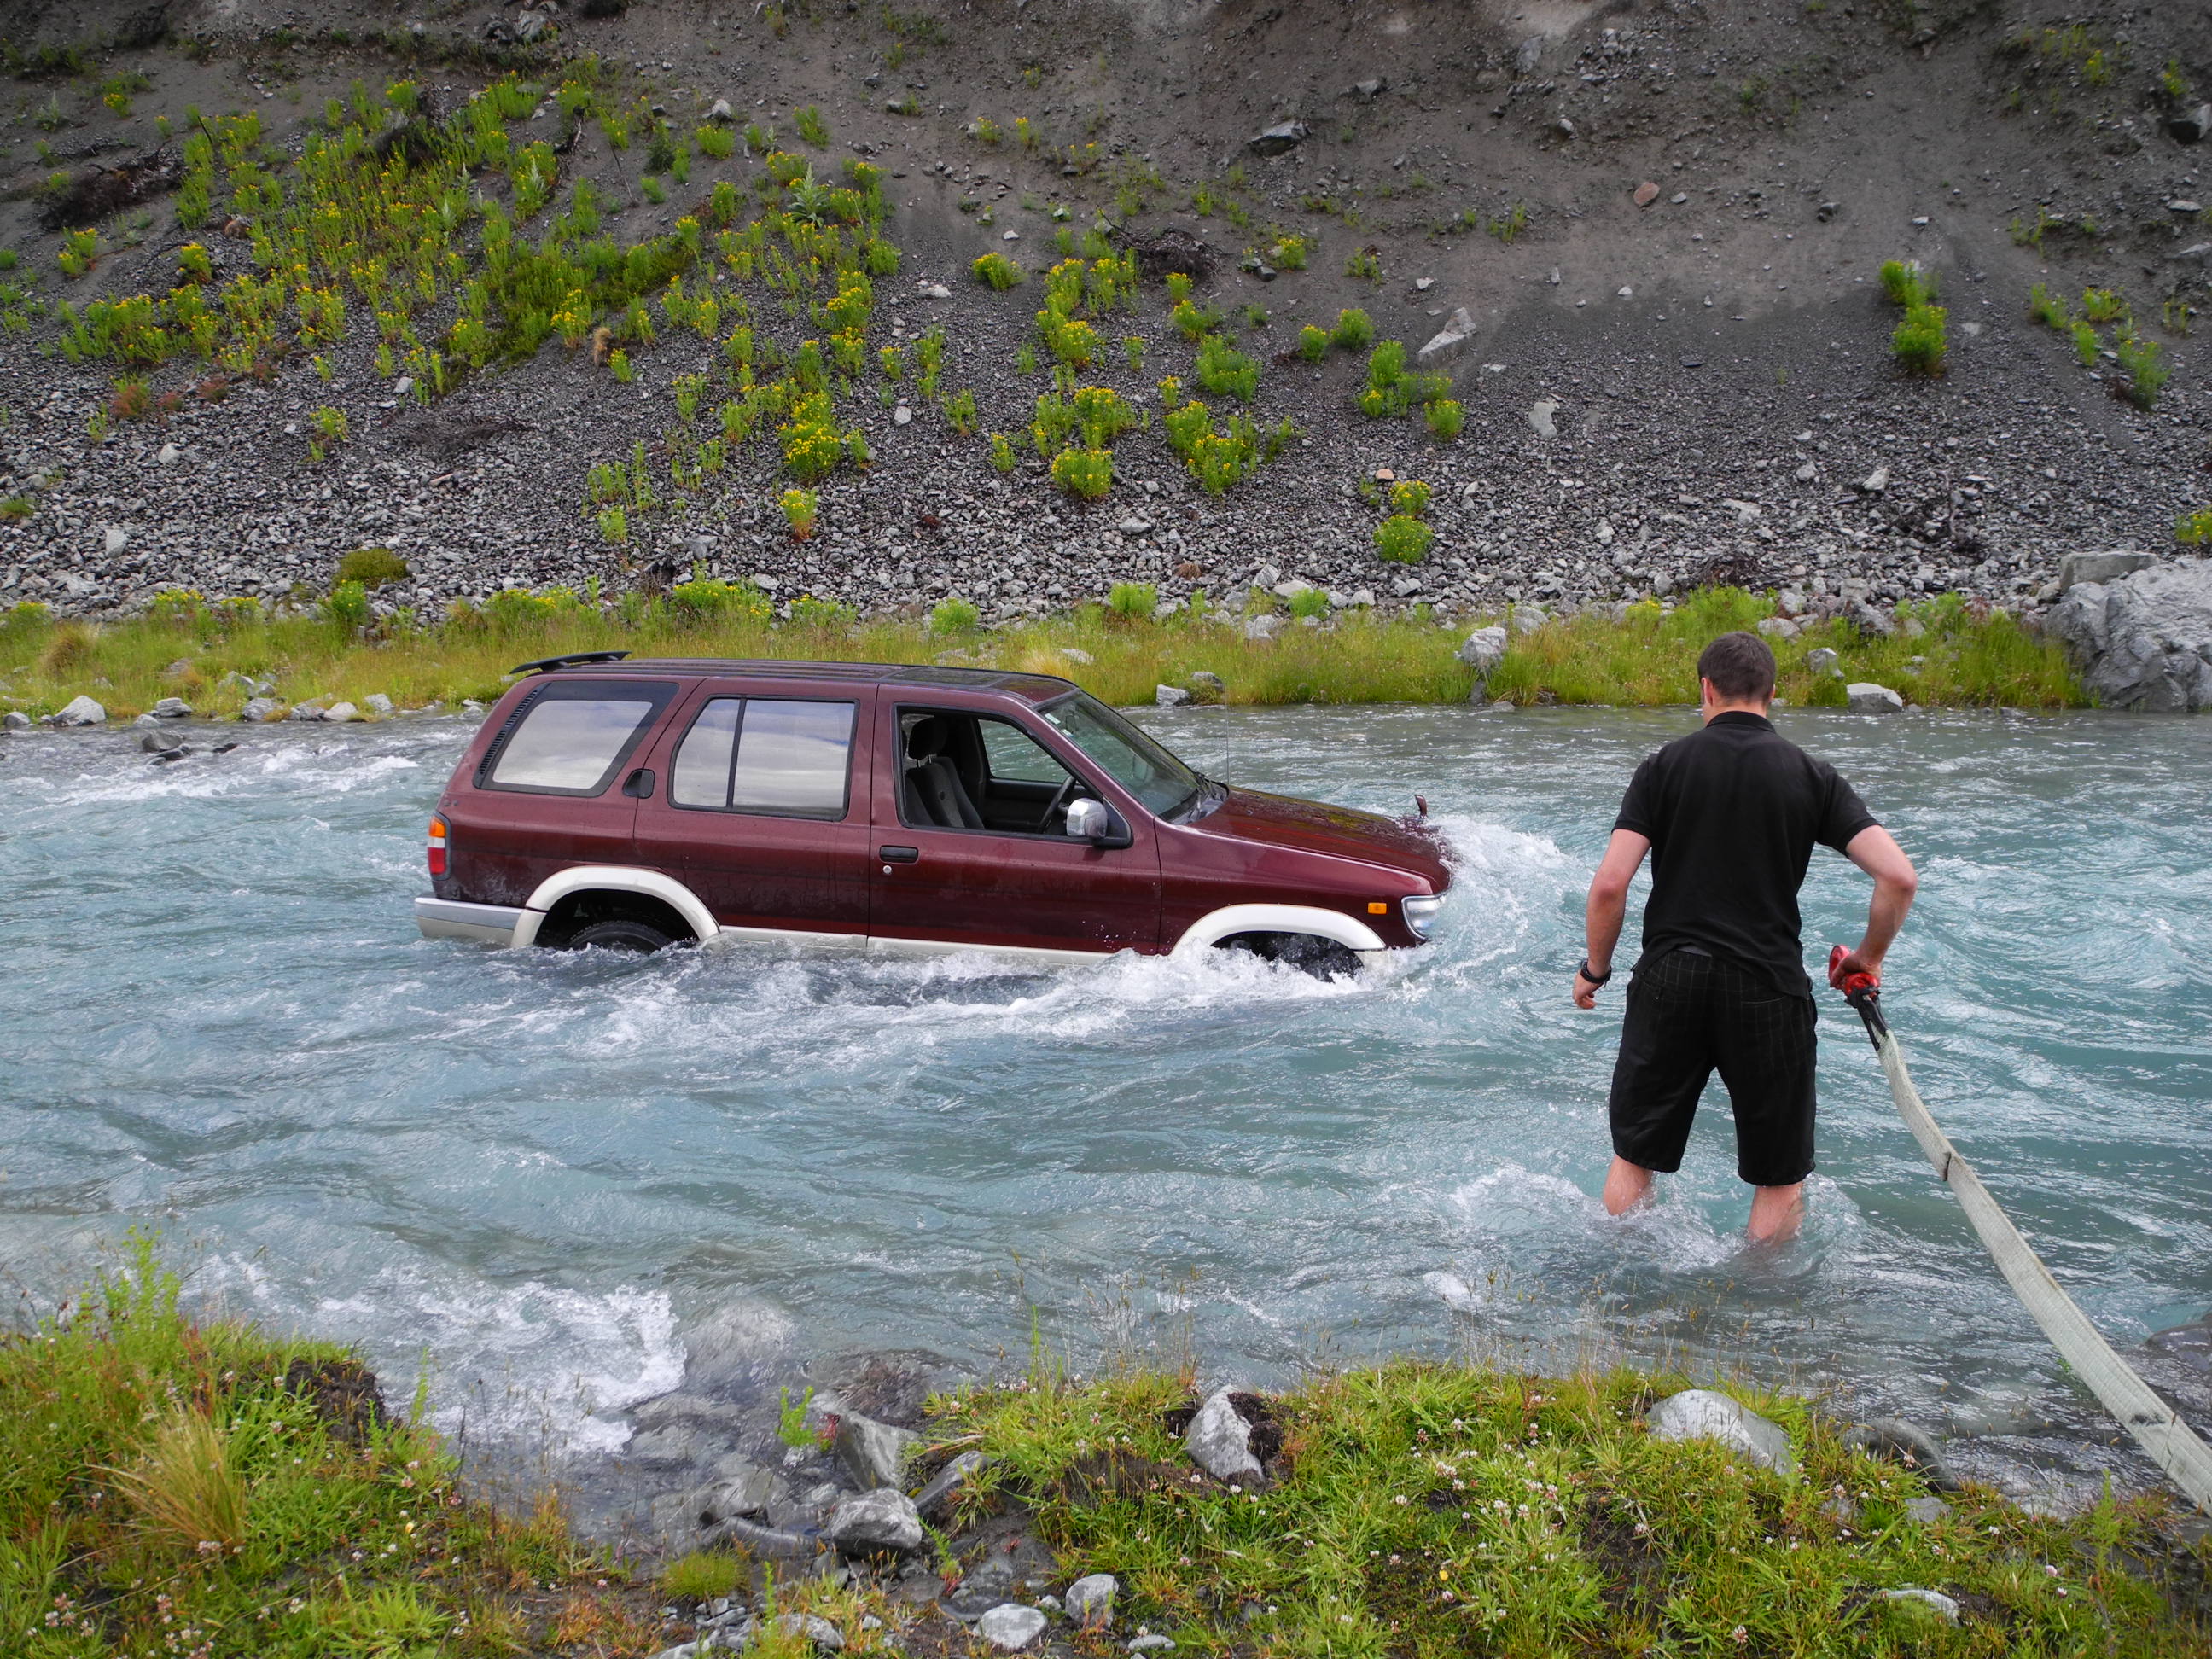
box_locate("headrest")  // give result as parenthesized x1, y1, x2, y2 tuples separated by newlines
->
(905, 714, 948, 763)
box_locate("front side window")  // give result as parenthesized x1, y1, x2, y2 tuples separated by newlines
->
(481, 682, 670, 795)
(670, 696, 855, 818)
(1038, 690, 1200, 817)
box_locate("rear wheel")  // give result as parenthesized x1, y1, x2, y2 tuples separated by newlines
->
(566, 917, 677, 954)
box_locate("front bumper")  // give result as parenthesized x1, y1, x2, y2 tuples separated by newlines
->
(415, 896, 526, 946)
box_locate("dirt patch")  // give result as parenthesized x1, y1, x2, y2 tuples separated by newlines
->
(38, 150, 183, 233)
(1161, 1390, 1285, 1471)
(395, 413, 533, 461)
(281, 1356, 393, 1446)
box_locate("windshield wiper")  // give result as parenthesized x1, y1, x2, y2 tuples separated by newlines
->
(1167, 772, 1227, 824)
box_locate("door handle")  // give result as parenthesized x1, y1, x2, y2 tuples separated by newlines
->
(621, 768, 655, 799)
(878, 846, 919, 863)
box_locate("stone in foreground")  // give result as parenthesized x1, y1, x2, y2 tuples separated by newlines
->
(1646, 1388, 1796, 1474)
(1846, 682, 1905, 714)
(1880, 1587, 1960, 1623)
(1184, 1385, 1264, 1481)
(825, 1488, 923, 1554)
(1246, 120, 1310, 156)
(913, 1448, 989, 1518)
(1842, 1417, 1961, 1491)
(833, 1410, 918, 1491)
(976, 1604, 1048, 1650)
(1065, 1573, 1116, 1630)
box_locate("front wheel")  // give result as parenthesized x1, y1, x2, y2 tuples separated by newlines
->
(1216, 932, 1364, 980)
(565, 917, 678, 953)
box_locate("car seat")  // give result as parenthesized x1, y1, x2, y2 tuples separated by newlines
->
(903, 715, 985, 829)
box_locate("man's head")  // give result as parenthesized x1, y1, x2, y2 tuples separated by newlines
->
(1697, 631, 1777, 717)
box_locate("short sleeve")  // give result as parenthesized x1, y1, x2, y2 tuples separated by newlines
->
(1614, 753, 1661, 838)
(1815, 765, 1880, 853)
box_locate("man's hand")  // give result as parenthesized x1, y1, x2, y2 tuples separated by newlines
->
(1826, 947, 1881, 990)
(1573, 967, 1608, 1010)
(1837, 826, 1918, 991)
(1579, 830, 1650, 1011)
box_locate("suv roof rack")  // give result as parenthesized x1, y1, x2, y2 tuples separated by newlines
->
(507, 649, 634, 677)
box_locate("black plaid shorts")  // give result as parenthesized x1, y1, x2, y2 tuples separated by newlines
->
(1606, 946, 1817, 1187)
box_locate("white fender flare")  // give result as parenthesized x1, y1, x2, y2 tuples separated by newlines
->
(1171, 902, 1388, 957)
(513, 865, 721, 949)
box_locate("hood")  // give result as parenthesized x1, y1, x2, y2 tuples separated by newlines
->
(1191, 788, 1452, 888)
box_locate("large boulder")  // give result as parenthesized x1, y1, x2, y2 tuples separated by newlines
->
(1846, 682, 1905, 714)
(2046, 559, 2212, 712)
(1647, 1388, 1796, 1474)
(2057, 550, 2153, 591)
(824, 1488, 923, 1554)
(832, 1411, 918, 1491)
(45, 695, 106, 727)
(1455, 625, 1509, 676)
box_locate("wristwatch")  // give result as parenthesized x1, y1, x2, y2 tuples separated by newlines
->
(1578, 959, 1612, 986)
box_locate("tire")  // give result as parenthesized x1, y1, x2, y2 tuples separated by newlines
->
(565, 917, 678, 954)
(1217, 932, 1364, 980)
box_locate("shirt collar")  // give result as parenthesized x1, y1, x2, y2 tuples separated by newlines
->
(1708, 710, 1775, 731)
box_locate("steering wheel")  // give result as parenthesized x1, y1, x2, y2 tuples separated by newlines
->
(1038, 775, 1079, 832)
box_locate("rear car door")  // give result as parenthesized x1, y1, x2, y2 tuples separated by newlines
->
(629, 682, 874, 941)
(868, 696, 1161, 958)
(445, 676, 678, 907)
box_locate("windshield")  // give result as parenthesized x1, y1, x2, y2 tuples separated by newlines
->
(1039, 690, 1204, 818)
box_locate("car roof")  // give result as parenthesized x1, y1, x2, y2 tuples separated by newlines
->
(534, 658, 1080, 704)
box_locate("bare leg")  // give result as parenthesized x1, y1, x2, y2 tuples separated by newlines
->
(1745, 1182, 1805, 1245)
(1603, 1156, 1655, 1216)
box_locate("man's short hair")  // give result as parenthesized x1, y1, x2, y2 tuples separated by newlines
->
(1697, 631, 1777, 702)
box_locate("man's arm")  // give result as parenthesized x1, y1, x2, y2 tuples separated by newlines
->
(1828, 825, 1918, 987)
(1574, 829, 1651, 1009)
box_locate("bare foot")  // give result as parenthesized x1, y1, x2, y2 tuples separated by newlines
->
(1602, 1155, 1654, 1216)
(1744, 1181, 1805, 1245)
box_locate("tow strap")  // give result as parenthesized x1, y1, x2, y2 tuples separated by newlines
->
(1830, 948, 2212, 1514)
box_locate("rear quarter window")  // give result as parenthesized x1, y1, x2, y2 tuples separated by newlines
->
(670, 696, 855, 818)
(478, 680, 673, 795)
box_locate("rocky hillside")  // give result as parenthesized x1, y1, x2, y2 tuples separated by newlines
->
(0, 0, 2207, 631)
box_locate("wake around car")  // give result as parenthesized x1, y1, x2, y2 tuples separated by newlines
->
(416, 654, 1452, 973)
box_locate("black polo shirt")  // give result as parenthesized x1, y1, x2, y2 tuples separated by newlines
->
(1613, 711, 1880, 997)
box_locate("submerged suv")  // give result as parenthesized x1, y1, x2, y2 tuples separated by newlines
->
(416, 655, 1451, 970)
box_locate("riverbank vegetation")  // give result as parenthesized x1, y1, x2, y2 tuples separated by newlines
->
(0, 585, 2083, 721)
(7, 1244, 2205, 1657)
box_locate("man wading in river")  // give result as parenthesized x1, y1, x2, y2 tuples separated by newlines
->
(1572, 632, 1919, 1244)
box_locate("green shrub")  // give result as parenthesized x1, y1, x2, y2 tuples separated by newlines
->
(930, 596, 981, 633)
(2027, 282, 2068, 328)
(788, 593, 858, 627)
(1107, 581, 1159, 619)
(1423, 398, 1463, 441)
(945, 388, 981, 436)
(1891, 304, 1947, 375)
(662, 1551, 743, 1603)
(2080, 287, 2125, 324)
(1288, 585, 1330, 619)
(2176, 508, 2212, 546)
(989, 432, 1017, 471)
(670, 577, 772, 624)
(1332, 307, 1374, 350)
(1195, 333, 1259, 401)
(322, 579, 371, 632)
(1271, 234, 1309, 270)
(597, 505, 628, 544)
(2071, 320, 2101, 367)
(336, 546, 410, 589)
(1166, 271, 1194, 304)
(1051, 445, 1114, 499)
(796, 104, 830, 147)
(1345, 246, 1383, 282)
(696, 124, 736, 159)
(781, 486, 818, 539)
(1297, 323, 1330, 363)
(1172, 299, 1223, 340)
(1388, 480, 1431, 517)
(973, 252, 1023, 289)
(1878, 259, 1934, 307)
(1374, 515, 1433, 564)
(2113, 332, 2168, 409)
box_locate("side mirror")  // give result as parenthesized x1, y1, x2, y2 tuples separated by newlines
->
(1064, 798, 1111, 841)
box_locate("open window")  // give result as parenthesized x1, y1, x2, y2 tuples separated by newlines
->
(898, 708, 1107, 836)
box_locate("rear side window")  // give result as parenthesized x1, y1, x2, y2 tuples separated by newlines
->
(671, 697, 855, 818)
(478, 680, 672, 795)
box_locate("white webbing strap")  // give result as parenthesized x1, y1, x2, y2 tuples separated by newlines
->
(1867, 1026, 2212, 1513)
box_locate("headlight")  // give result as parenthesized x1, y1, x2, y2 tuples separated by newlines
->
(1402, 894, 1445, 939)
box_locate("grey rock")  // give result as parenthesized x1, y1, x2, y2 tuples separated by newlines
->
(1155, 684, 1192, 707)
(706, 98, 736, 124)
(288, 697, 333, 723)
(1187, 670, 1225, 703)
(1845, 600, 1898, 638)
(1879, 1588, 1960, 1624)
(1646, 1388, 1797, 1475)
(1846, 682, 1906, 714)
(515, 10, 553, 44)
(218, 671, 276, 696)
(46, 695, 105, 727)
(1794, 460, 1817, 482)
(1127, 1638, 1176, 1654)
(156, 442, 183, 465)
(731, 1614, 844, 1651)
(923, 283, 952, 300)
(323, 701, 362, 723)
(1455, 626, 1508, 675)
(2146, 1310, 2212, 1363)
(1755, 617, 1799, 640)
(2168, 102, 2211, 144)
(1183, 1386, 1263, 1481)
(239, 697, 282, 722)
(148, 696, 192, 718)
(1065, 1574, 1116, 1630)
(2046, 562, 2212, 712)
(141, 731, 183, 753)
(1857, 465, 1889, 495)
(364, 693, 394, 715)
(2, 710, 29, 731)
(1511, 604, 1548, 637)
(913, 1449, 989, 1519)
(1806, 647, 1842, 679)
(103, 525, 129, 555)
(2175, 239, 2212, 265)
(834, 1412, 919, 1491)
(1842, 1418, 1962, 1491)
(893, 405, 913, 426)
(1904, 1495, 1951, 1525)
(1246, 121, 1310, 156)
(1350, 78, 1386, 100)
(698, 1464, 787, 1525)
(976, 1604, 1047, 1651)
(1416, 307, 1475, 367)
(1241, 614, 1283, 642)
(826, 1488, 923, 1554)
(698, 1513, 820, 1559)
(2057, 550, 2152, 591)
(1513, 36, 1545, 74)
(1528, 399, 1559, 439)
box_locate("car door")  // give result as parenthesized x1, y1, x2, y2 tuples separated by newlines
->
(867, 697, 1161, 958)
(630, 681, 874, 942)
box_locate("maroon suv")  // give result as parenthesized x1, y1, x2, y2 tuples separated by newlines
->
(416, 655, 1452, 971)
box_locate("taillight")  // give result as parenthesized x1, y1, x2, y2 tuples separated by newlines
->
(427, 814, 448, 876)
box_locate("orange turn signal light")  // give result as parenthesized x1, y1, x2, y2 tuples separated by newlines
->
(1367, 901, 1388, 914)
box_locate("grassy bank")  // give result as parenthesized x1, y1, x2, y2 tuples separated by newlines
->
(7, 1248, 2206, 1657)
(0, 586, 2084, 720)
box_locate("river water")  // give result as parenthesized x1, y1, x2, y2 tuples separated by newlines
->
(3, 704, 2208, 1512)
